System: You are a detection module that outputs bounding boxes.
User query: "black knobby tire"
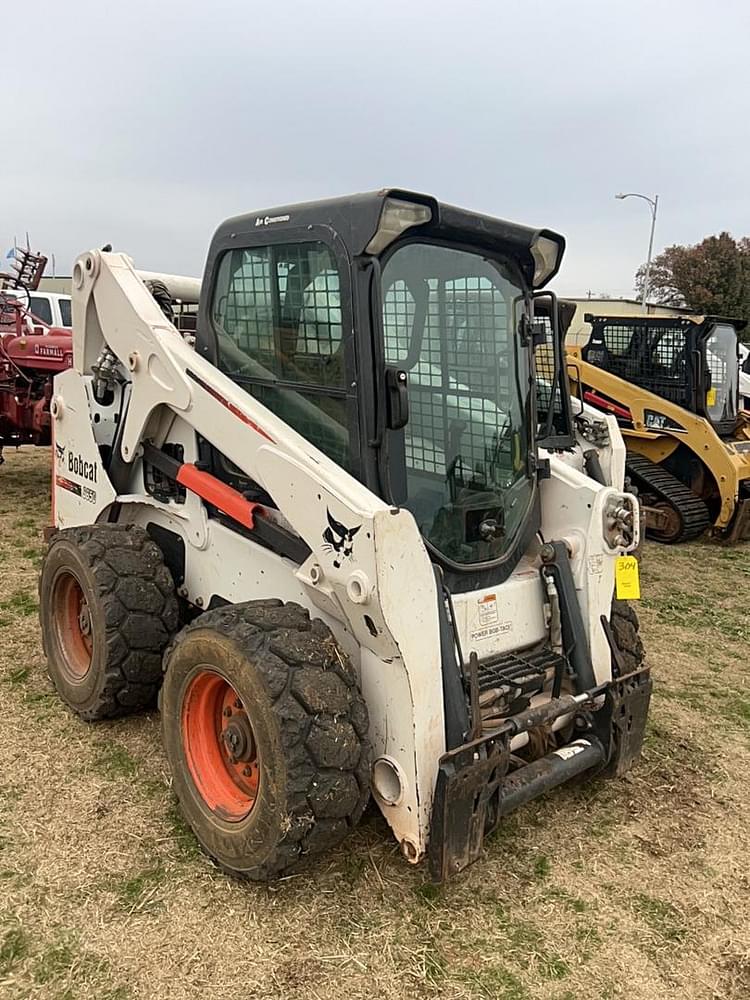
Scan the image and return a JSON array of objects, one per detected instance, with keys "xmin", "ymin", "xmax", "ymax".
[
  {"xmin": 144, "ymin": 278, "xmax": 174, "ymax": 322},
  {"xmin": 609, "ymin": 598, "xmax": 645, "ymax": 676},
  {"xmin": 39, "ymin": 524, "xmax": 179, "ymax": 720},
  {"xmin": 160, "ymin": 600, "xmax": 371, "ymax": 880},
  {"xmin": 604, "ymin": 598, "xmax": 651, "ymax": 778}
]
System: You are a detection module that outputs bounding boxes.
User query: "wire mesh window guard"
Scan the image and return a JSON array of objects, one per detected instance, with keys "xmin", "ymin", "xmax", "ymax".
[
  {"xmin": 585, "ymin": 320, "xmax": 691, "ymax": 405},
  {"xmin": 211, "ymin": 242, "xmax": 351, "ymax": 470},
  {"xmin": 381, "ymin": 242, "xmax": 531, "ymax": 565}
]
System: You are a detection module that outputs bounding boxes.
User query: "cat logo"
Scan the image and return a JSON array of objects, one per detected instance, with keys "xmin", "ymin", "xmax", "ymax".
[{"xmin": 322, "ymin": 509, "xmax": 361, "ymax": 569}]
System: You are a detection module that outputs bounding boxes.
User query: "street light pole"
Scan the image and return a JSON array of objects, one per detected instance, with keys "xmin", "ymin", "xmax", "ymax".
[{"xmin": 615, "ymin": 192, "xmax": 659, "ymax": 310}]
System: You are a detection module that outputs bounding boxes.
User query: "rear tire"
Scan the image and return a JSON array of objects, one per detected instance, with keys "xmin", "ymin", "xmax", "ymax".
[
  {"xmin": 160, "ymin": 600, "xmax": 370, "ymax": 880},
  {"xmin": 39, "ymin": 524, "xmax": 179, "ymax": 720}
]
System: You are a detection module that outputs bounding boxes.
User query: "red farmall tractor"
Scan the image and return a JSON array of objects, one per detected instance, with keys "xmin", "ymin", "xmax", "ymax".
[{"xmin": 0, "ymin": 249, "xmax": 72, "ymax": 463}]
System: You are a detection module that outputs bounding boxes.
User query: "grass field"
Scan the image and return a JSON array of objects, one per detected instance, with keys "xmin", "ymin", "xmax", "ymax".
[{"xmin": 1, "ymin": 447, "xmax": 749, "ymax": 1000}]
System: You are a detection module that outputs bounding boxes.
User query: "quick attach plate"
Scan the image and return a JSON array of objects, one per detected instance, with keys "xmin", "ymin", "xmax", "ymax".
[
  {"xmin": 429, "ymin": 664, "xmax": 652, "ymax": 881},
  {"xmin": 599, "ymin": 664, "xmax": 652, "ymax": 778}
]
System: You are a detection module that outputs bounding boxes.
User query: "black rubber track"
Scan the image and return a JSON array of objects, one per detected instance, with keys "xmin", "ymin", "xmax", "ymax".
[
  {"xmin": 39, "ymin": 524, "xmax": 179, "ymax": 719},
  {"xmin": 609, "ymin": 598, "xmax": 645, "ymax": 677},
  {"xmin": 161, "ymin": 600, "xmax": 371, "ymax": 880},
  {"xmin": 626, "ymin": 451, "xmax": 711, "ymax": 543}
]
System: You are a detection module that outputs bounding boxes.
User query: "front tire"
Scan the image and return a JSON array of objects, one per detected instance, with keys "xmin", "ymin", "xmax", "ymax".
[
  {"xmin": 39, "ymin": 524, "xmax": 179, "ymax": 719},
  {"xmin": 604, "ymin": 597, "xmax": 650, "ymax": 778},
  {"xmin": 610, "ymin": 598, "xmax": 645, "ymax": 675},
  {"xmin": 160, "ymin": 600, "xmax": 370, "ymax": 880}
]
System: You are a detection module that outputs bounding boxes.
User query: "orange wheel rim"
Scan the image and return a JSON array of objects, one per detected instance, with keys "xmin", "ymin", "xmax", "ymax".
[
  {"xmin": 181, "ymin": 671, "xmax": 260, "ymax": 822},
  {"xmin": 51, "ymin": 571, "xmax": 93, "ymax": 682}
]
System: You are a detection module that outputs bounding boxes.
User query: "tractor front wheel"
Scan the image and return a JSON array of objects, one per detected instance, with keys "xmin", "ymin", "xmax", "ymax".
[{"xmin": 160, "ymin": 600, "xmax": 370, "ymax": 880}]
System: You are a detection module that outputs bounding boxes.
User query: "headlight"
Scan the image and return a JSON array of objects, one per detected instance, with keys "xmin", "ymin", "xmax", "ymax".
[
  {"xmin": 365, "ymin": 198, "xmax": 432, "ymax": 254},
  {"xmin": 530, "ymin": 235, "xmax": 562, "ymax": 287}
]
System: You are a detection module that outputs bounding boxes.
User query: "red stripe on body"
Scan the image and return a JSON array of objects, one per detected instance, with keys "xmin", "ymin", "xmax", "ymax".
[
  {"xmin": 51, "ymin": 414, "xmax": 56, "ymax": 526},
  {"xmin": 189, "ymin": 371, "xmax": 275, "ymax": 442}
]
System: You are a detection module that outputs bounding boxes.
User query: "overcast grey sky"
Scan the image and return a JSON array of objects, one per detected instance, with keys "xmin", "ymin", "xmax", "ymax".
[{"xmin": 5, "ymin": 0, "xmax": 749, "ymax": 296}]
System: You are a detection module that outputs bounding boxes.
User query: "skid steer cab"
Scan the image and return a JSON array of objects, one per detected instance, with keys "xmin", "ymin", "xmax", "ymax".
[
  {"xmin": 40, "ymin": 190, "xmax": 650, "ymax": 881},
  {"xmin": 569, "ymin": 313, "xmax": 750, "ymax": 544}
]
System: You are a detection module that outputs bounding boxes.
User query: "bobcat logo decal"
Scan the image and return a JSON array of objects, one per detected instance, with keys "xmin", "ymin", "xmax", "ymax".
[
  {"xmin": 55, "ymin": 442, "xmax": 66, "ymax": 463},
  {"xmin": 322, "ymin": 509, "xmax": 361, "ymax": 569}
]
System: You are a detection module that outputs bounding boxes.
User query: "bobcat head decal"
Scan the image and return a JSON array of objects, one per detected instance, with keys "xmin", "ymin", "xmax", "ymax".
[
  {"xmin": 55, "ymin": 442, "xmax": 65, "ymax": 463},
  {"xmin": 322, "ymin": 509, "xmax": 361, "ymax": 569}
]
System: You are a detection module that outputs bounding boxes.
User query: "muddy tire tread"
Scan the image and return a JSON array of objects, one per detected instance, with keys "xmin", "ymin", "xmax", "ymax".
[
  {"xmin": 610, "ymin": 598, "xmax": 645, "ymax": 676},
  {"xmin": 163, "ymin": 600, "xmax": 370, "ymax": 880},
  {"xmin": 40, "ymin": 524, "xmax": 179, "ymax": 719}
]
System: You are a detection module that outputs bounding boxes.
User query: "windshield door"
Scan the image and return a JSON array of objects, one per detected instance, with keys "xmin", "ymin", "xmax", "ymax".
[
  {"xmin": 705, "ymin": 323, "xmax": 738, "ymax": 426},
  {"xmin": 380, "ymin": 242, "xmax": 532, "ymax": 567}
]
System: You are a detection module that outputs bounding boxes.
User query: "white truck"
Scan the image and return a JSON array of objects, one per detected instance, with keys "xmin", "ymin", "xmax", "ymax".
[{"xmin": 2, "ymin": 289, "xmax": 71, "ymax": 329}]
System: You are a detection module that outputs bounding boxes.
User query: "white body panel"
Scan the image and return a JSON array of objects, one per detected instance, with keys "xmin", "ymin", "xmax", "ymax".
[
  {"xmin": 53, "ymin": 371, "xmax": 117, "ymax": 523},
  {"xmin": 451, "ymin": 563, "xmax": 547, "ymax": 658}
]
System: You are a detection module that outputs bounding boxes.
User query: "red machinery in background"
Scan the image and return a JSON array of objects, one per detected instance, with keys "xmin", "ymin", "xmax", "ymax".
[{"xmin": 0, "ymin": 249, "xmax": 72, "ymax": 463}]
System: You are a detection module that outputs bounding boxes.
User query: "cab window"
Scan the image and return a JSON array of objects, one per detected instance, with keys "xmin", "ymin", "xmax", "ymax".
[
  {"xmin": 211, "ymin": 242, "xmax": 353, "ymax": 471},
  {"xmin": 59, "ymin": 298, "xmax": 72, "ymax": 327},
  {"xmin": 600, "ymin": 321, "xmax": 635, "ymax": 357}
]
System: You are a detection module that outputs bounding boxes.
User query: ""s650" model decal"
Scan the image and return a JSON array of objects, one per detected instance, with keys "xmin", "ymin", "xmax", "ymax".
[{"xmin": 56, "ymin": 476, "xmax": 96, "ymax": 503}]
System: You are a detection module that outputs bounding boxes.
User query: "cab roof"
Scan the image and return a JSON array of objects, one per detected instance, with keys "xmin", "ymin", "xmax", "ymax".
[
  {"xmin": 584, "ymin": 312, "xmax": 747, "ymax": 332},
  {"xmin": 211, "ymin": 188, "xmax": 565, "ymax": 290}
]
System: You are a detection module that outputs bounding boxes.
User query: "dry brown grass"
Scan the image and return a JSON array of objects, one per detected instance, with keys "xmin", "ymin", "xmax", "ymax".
[{"xmin": 1, "ymin": 447, "xmax": 749, "ymax": 1000}]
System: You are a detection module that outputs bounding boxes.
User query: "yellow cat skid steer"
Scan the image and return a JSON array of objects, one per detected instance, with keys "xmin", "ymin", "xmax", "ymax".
[{"xmin": 568, "ymin": 313, "xmax": 750, "ymax": 543}]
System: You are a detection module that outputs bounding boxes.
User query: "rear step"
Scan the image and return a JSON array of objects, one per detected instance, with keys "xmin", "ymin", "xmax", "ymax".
[
  {"xmin": 476, "ymin": 646, "xmax": 569, "ymax": 730},
  {"xmin": 626, "ymin": 451, "xmax": 710, "ymax": 543}
]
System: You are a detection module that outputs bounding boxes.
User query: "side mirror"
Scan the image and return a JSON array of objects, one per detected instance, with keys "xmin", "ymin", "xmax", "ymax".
[{"xmin": 385, "ymin": 367, "xmax": 409, "ymax": 430}]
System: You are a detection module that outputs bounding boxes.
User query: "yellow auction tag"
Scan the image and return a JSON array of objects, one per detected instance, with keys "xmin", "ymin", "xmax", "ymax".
[
  {"xmin": 707, "ymin": 387, "xmax": 717, "ymax": 407},
  {"xmin": 615, "ymin": 555, "xmax": 640, "ymax": 600}
]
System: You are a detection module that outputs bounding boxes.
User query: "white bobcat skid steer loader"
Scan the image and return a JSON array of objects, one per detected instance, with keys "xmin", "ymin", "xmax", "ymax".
[{"xmin": 40, "ymin": 190, "xmax": 650, "ymax": 881}]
